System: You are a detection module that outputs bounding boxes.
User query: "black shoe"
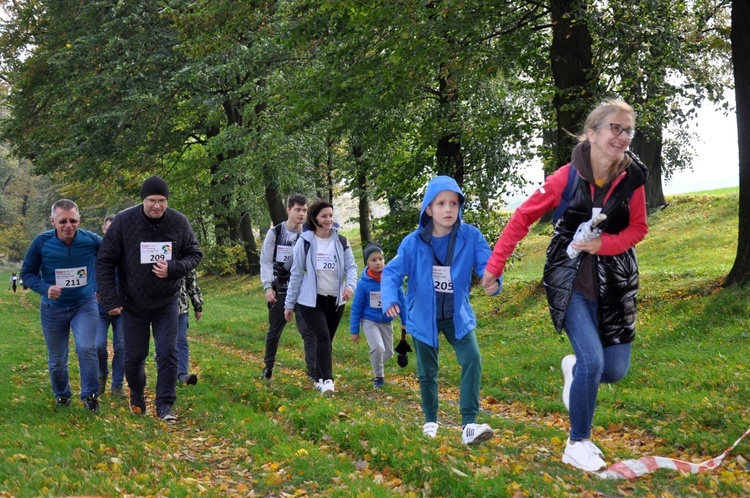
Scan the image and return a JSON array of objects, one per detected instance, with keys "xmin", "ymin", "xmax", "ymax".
[
  {"xmin": 157, "ymin": 405, "xmax": 177, "ymax": 421},
  {"xmin": 129, "ymin": 390, "xmax": 147, "ymax": 415},
  {"xmin": 111, "ymin": 386, "xmax": 126, "ymax": 398},
  {"xmin": 260, "ymin": 367, "xmax": 273, "ymax": 380},
  {"xmin": 179, "ymin": 373, "xmax": 198, "ymax": 385},
  {"xmin": 55, "ymin": 396, "xmax": 71, "ymax": 407},
  {"xmin": 82, "ymin": 393, "xmax": 99, "ymax": 412},
  {"xmin": 97, "ymin": 374, "xmax": 107, "ymax": 396}
]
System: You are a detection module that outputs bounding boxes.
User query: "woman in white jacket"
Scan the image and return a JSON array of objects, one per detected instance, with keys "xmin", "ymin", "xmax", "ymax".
[{"xmin": 284, "ymin": 200, "xmax": 358, "ymax": 395}]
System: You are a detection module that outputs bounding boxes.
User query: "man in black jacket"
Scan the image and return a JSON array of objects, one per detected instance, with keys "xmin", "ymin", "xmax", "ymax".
[{"xmin": 96, "ymin": 176, "xmax": 203, "ymax": 421}]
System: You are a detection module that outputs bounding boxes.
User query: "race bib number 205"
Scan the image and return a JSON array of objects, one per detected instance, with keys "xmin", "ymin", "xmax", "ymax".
[
  {"xmin": 140, "ymin": 242, "xmax": 173, "ymax": 264},
  {"xmin": 432, "ymin": 265, "xmax": 454, "ymax": 293}
]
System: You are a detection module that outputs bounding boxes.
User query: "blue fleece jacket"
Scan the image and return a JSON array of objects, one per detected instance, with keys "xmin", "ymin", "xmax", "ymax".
[
  {"xmin": 21, "ymin": 228, "xmax": 102, "ymax": 307},
  {"xmin": 349, "ymin": 269, "xmax": 407, "ymax": 334},
  {"xmin": 381, "ymin": 176, "xmax": 502, "ymax": 347}
]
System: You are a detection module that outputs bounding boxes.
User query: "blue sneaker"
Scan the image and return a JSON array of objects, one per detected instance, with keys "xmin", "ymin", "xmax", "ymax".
[{"xmin": 373, "ymin": 377, "xmax": 385, "ymax": 389}]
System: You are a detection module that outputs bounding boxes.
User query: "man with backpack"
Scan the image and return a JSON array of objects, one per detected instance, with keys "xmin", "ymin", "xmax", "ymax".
[{"xmin": 259, "ymin": 194, "xmax": 308, "ymax": 381}]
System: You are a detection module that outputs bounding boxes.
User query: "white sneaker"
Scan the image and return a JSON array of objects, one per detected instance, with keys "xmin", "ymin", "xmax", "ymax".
[
  {"xmin": 561, "ymin": 355, "xmax": 576, "ymax": 411},
  {"xmin": 562, "ymin": 439, "xmax": 606, "ymax": 471},
  {"xmin": 314, "ymin": 379, "xmax": 324, "ymax": 394},
  {"xmin": 462, "ymin": 423, "xmax": 494, "ymax": 445},
  {"xmin": 320, "ymin": 379, "xmax": 335, "ymax": 396},
  {"xmin": 422, "ymin": 422, "xmax": 439, "ymax": 438}
]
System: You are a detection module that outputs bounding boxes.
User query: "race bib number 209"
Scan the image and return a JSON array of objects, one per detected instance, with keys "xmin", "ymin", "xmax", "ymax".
[{"xmin": 140, "ymin": 242, "xmax": 173, "ymax": 264}]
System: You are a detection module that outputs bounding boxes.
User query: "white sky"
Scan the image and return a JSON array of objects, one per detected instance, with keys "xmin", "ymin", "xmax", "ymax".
[{"xmin": 664, "ymin": 94, "xmax": 739, "ymax": 195}]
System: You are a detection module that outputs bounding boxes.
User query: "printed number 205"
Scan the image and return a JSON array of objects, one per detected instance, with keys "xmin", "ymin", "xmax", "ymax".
[{"xmin": 434, "ymin": 281, "xmax": 453, "ymax": 292}]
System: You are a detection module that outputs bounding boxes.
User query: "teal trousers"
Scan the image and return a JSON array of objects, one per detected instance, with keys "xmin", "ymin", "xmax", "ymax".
[{"xmin": 413, "ymin": 318, "xmax": 482, "ymax": 426}]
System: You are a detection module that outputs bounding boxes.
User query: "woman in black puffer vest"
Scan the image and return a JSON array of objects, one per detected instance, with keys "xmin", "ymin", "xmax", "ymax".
[{"xmin": 482, "ymin": 100, "xmax": 648, "ymax": 472}]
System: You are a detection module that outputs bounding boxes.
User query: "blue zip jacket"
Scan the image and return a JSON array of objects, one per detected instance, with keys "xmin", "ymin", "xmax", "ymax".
[
  {"xmin": 349, "ymin": 269, "xmax": 407, "ymax": 334},
  {"xmin": 21, "ymin": 228, "xmax": 102, "ymax": 307},
  {"xmin": 381, "ymin": 176, "xmax": 502, "ymax": 347}
]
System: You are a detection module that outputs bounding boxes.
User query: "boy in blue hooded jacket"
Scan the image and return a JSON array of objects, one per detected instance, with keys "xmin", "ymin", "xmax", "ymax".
[
  {"xmin": 349, "ymin": 242, "xmax": 407, "ymax": 389},
  {"xmin": 382, "ymin": 176, "xmax": 502, "ymax": 445}
]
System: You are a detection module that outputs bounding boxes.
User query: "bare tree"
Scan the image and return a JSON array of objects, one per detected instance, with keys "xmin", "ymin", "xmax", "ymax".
[{"xmin": 724, "ymin": 0, "xmax": 750, "ymax": 286}]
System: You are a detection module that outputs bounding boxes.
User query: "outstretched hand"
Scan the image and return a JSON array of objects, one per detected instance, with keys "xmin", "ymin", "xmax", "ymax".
[{"xmin": 481, "ymin": 270, "xmax": 499, "ymax": 296}]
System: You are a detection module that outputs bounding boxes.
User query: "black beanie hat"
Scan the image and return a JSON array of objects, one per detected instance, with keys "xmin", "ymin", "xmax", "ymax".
[
  {"xmin": 140, "ymin": 176, "xmax": 169, "ymax": 200},
  {"xmin": 363, "ymin": 242, "xmax": 383, "ymax": 264}
]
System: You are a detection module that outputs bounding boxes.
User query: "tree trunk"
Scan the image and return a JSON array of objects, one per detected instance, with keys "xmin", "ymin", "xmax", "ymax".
[
  {"xmin": 724, "ymin": 0, "xmax": 750, "ymax": 286},
  {"xmin": 264, "ymin": 180, "xmax": 286, "ymax": 226},
  {"xmin": 353, "ymin": 143, "xmax": 372, "ymax": 245},
  {"xmin": 435, "ymin": 62, "xmax": 464, "ymax": 185},
  {"xmin": 315, "ymin": 137, "xmax": 336, "ymax": 202},
  {"xmin": 631, "ymin": 133, "xmax": 666, "ymax": 211},
  {"xmin": 549, "ymin": 0, "xmax": 595, "ymax": 174},
  {"xmin": 240, "ymin": 213, "xmax": 260, "ymax": 274}
]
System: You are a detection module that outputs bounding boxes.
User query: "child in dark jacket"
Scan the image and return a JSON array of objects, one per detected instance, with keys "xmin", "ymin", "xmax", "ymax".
[
  {"xmin": 349, "ymin": 242, "xmax": 407, "ymax": 389},
  {"xmin": 381, "ymin": 176, "xmax": 502, "ymax": 445}
]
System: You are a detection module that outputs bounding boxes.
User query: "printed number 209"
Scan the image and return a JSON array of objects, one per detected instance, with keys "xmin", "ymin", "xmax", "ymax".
[{"xmin": 150, "ymin": 254, "xmax": 166, "ymax": 262}]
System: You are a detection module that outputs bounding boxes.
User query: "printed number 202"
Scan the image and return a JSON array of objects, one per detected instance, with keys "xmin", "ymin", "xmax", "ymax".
[{"xmin": 323, "ymin": 262, "xmax": 336, "ymax": 269}]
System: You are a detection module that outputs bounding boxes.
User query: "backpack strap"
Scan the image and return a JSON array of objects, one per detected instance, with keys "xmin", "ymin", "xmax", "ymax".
[
  {"xmin": 552, "ymin": 164, "xmax": 579, "ymax": 224},
  {"xmin": 271, "ymin": 223, "xmax": 283, "ymax": 262}
]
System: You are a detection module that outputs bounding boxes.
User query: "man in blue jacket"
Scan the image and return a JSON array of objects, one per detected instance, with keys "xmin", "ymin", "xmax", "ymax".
[
  {"xmin": 381, "ymin": 176, "xmax": 502, "ymax": 445},
  {"xmin": 21, "ymin": 199, "xmax": 102, "ymax": 411}
]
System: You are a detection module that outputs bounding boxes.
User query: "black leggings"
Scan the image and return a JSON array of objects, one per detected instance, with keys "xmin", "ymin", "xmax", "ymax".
[{"xmin": 297, "ymin": 295, "xmax": 344, "ymax": 381}]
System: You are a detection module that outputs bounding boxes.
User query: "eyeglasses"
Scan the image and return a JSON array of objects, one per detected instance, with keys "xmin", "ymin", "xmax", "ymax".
[
  {"xmin": 607, "ymin": 123, "xmax": 635, "ymax": 139},
  {"xmin": 144, "ymin": 198, "xmax": 168, "ymax": 206},
  {"xmin": 57, "ymin": 219, "xmax": 80, "ymax": 225}
]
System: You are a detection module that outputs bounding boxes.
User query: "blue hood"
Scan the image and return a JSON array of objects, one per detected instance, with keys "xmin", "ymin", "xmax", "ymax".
[{"xmin": 419, "ymin": 176, "xmax": 465, "ymax": 230}]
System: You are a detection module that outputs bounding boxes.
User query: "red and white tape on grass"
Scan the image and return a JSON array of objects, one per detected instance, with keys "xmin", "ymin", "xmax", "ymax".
[{"xmin": 598, "ymin": 426, "xmax": 750, "ymax": 480}]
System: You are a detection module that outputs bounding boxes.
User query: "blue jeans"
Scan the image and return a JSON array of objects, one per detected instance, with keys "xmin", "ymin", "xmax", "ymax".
[
  {"xmin": 122, "ymin": 298, "xmax": 179, "ymax": 408},
  {"xmin": 177, "ymin": 312, "xmax": 190, "ymax": 378},
  {"xmin": 564, "ymin": 291, "xmax": 631, "ymax": 441},
  {"xmin": 96, "ymin": 311, "xmax": 125, "ymax": 389},
  {"xmin": 40, "ymin": 295, "xmax": 99, "ymax": 399}
]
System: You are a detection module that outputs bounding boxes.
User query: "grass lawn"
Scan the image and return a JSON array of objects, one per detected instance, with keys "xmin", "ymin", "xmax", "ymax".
[{"xmin": 0, "ymin": 188, "xmax": 749, "ymax": 497}]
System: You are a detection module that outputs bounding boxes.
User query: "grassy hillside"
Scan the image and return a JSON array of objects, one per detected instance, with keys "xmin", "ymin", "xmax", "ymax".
[{"xmin": 1, "ymin": 188, "xmax": 748, "ymax": 497}]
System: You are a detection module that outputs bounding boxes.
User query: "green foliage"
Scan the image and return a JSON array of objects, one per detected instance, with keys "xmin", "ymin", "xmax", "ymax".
[
  {"xmin": 371, "ymin": 206, "xmax": 420, "ymax": 259},
  {"xmin": 0, "ymin": 0, "xmax": 735, "ymax": 276},
  {"xmin": 200, "ymin": 244, "xmax": 249, "ymax": 276}
]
